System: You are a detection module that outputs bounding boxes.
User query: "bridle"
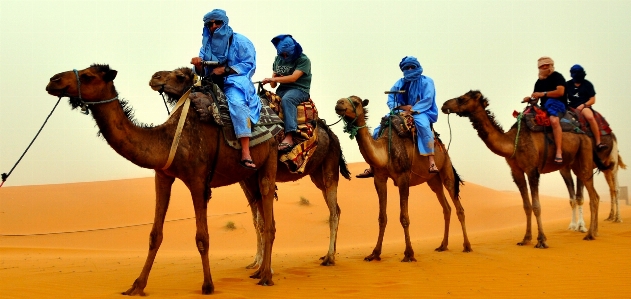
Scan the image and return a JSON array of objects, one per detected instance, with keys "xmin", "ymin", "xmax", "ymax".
[
  {"xmin": 71, "ymin": 69, "xmax": 119, "ymax": 115},
  {"xmin": 340, "ymin": 97, "xmax": 366, "ymax": 140}
]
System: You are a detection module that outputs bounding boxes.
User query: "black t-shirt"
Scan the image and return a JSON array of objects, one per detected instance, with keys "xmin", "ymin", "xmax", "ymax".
[
  {"xmin": 566, "ymin": 79, "xmax": 596, "ymax": 108},
  {"xmin": 533, "ymin": 71, "xmax": 567, "ymax": 106}
]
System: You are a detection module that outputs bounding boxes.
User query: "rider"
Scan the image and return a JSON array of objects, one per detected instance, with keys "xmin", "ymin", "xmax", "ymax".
[
  {"xmin": 565, "ymin": 64, "xmax": 607, "ymax": 150},
  {"xmin": 522, "ymin": 56, "xmax": 567, "ymax": 164},
  {"xmin": 357, "ymin": 56, "xmax": 439, "ymax": 178},
  {"xmin": 261, "ymin": 35, "xmax": 312, "ymax": 153},
  {"xmin": 190, "ymin": 9, "xmax": 261, "ymax": 170}
]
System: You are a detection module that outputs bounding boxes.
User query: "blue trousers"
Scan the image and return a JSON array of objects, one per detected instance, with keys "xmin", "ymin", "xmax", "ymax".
[
  {"xmin": 277, "ymin": 88, "xmax": 310, "ymax": 133},
  {"xmin": 372, "ymin": 113, "xmax": 435, "ymax": 155}
]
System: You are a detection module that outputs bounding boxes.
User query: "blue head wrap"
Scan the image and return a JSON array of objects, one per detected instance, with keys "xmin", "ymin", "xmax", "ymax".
[
  {"xmin": 398, "ymin": 56, "xmax": 425, "ymax": 105},
  {"xmin": 200, "ymin": 9, "xmax": 233, "ymax": 64},
  {"xmin": 570, "ymin": 64, "xmax": 586, "ymax": 83},
  {"xmin": 271, "ymin": 35, "xmax": 303, "ymax": 62}
]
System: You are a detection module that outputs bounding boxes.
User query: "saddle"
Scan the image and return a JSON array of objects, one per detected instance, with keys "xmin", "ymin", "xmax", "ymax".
[
  {"xmin": 377, "ymin": 113, "xmax": 416, "ymax": 139},
  {"xmin": 258, "ymin": 86, "xmax": 321, "ymax": 173},
  {"xmin": 188, "ymin": 81, "xmax": 284, "ymax": 149},
  {"xmin": 571, "ymin": 107, "xmax": 612, "ymax": 137},
  {"xmin": 519, "ymin": 105, "xmax": 583, "ymax": 134}
]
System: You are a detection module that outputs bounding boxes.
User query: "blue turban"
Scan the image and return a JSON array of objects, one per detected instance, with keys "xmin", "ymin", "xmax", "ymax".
[
  {"xmin": 200, "ymin": 9, "xmax": 233, "ymax": 64},
  {"xmin": 399, "ymin": 56, "xmax": 425, "ymax": 104},
  {"xmin": 570, "ymin": 64, "xmax": 586, "ymax": 83},
  {"xmin": 271, "ymin": 35, "xmax": 303, "ymax": 62}
]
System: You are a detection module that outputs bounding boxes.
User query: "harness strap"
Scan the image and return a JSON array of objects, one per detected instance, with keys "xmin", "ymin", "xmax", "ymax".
[{"xmin": 162, "ymin": 88, "xmax": 193, "ymax": 170}]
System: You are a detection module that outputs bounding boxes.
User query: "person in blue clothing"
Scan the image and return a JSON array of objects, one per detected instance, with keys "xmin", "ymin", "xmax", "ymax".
[
  {"xmin": 261, "ymin": 35, "xmax": 312, "ymax": 152},
  {"xmin": 565, "ymin": 64, "xmax": 607, "ymax": 150},
  {"xmin": 356, "ymin": 56, "xmax": 439, "ymax": 178},
  {"xmin": 190, "ymin": 9, "xmax": 261, "ymax": 170}
]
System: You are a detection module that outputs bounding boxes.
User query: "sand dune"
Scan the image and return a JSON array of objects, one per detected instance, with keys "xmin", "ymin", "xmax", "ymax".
[{"xmin": 1, "ymin": 162, "xmax": 630, "ymax": 298}]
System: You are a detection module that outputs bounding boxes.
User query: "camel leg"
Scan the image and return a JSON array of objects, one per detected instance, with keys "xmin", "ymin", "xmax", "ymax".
[
  {"xmin": 396, "ymin": 175, "xmax": 416, "ymax": 262},
  {"xmin": 239, "ymin": 181, "xmax": 265, "ymax": 269},
  {"xmin": 310, "ymin": 165, "xmax": 341, "ymax": 266},
  {"xmin": 604, "ymin": 167, "xmax": 622, "ymax": 222},
  {"xmin": 123, "ymin": 172, "xmax": 175, "ymax": 296},
  {"xmin": 440, "ymin": 166, "xmax": 472, "ymax": 252},
  {"xmin": 428, "ymin": 175, "xmax": 451, "ymax": 252},
  {"xmin": 511, "ymin": 169, "xmax": 533, "ymax": 246},
  {"xmin": 365, "ymin": 174, "xmax": 388, "ymax": 262},
  {"xmin": 573, "ymin": 142, "xmax": 601, "ymax": 240},
  {"xmin": 526, "ymin": 170, "xmax": 548, "ymax": 248},
  {"xmin": 188, "ymin": 180, "xmax": 215, "ymax": 294},
  {"xmin": 574, "ymin": 178, "xmax": 588, "ymax": 232},
  {"xmin": 560, "ymin": 167, "xmax": 586, "ymax": 232}
]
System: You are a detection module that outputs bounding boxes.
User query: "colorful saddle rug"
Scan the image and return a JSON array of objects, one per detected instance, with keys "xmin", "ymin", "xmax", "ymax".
[
  {"xmin": 570, "ymin": 107, "xmax": 612, "ymax": 137},
  {"xmin": 377, "ymin": 113, "xmax": 417, "ymax": 139},
  {"xmin": 517, "ymin": 105, "xmax": 583, "ymax": 134},
  {"xmin": 189, "ymin": 82, "xmax": 284, "ymax": 150}
]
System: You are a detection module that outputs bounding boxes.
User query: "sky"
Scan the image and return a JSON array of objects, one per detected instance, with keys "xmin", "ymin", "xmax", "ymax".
[{"xmin": 0, "ymin": 0, "xmax": 630, "ymax": 198}]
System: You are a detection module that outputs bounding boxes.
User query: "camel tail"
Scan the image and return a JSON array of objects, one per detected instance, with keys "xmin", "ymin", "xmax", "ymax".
[
  {"xmin": 593, "ymin": 149, "xmax": 610, "ymax": 172},
  {"xmin": 619, "ymin": 154, "xmax": 627, "ymax": 170},
  {"xmin": 316, "ymin": 119, "xmax": 351, "ymax": 180},
  {"xmin": 452, "ymin": 164, "xmax": 464, "ymax": 199}
]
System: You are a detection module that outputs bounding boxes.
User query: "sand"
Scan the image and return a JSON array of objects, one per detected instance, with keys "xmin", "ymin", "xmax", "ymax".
[{"xmin": 1, "ymin": 162, "xmax": 630, "ymax": 298}]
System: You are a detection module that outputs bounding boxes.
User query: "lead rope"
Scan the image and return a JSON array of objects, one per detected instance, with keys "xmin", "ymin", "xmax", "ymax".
[
  {"xmin": 510, "ymin": 112, "xmax": 523, "ymax": 158},
  {"xmin": 0, "ymin": 97, "xmax": 62, "ymax": 188}
]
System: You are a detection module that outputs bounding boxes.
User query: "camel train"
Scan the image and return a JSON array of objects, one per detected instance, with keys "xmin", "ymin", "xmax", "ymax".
[{"xmin": 45, "ymin": 65, "xmax": 623, "ymax": 295}]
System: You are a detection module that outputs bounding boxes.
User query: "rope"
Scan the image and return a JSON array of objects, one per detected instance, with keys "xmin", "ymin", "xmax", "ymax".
[
  {"xmin": 446, "ymin": 113, "xmax": 452, "ymax": 152},
  {"xmin": 0, "ymin": 212, "xmax": 247, "ymax": 237},
  {"xmin": 162, "ymin": 88, "xmax": 193, "ymax": 170},
  {"xmin": 1, "ymin": 97, "xmax": 62, "ymax": 188},
  {"xmin": 510, "ymin": 112, "xmax": 523, "ymax": 158}
]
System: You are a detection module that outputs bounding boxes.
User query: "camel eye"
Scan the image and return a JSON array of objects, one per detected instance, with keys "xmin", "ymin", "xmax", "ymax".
[{"xmin": 80, "ymin": 73, "xmax": 94, "ymax": 83}]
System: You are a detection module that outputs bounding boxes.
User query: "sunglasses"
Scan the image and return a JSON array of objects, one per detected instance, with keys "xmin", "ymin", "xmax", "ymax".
[
  {"xmin": 205, "ymin": 20, "xmax": 224, "ymax": 27},
  {"xmin": 404, "ymin": 65, "xmax": 417, "ymax": 70}
]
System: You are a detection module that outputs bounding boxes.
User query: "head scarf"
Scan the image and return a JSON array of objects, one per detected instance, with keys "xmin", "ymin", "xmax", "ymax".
[
  {"xmin": 200, "ymin": 9, "xmax": 233, "ymax": 64},
  {"xmin": 271, "ymin": 35, "xmax": 303, "ymax": 62},
  {"xmin": 570, "ymin": 64, "xmax": 586, "ymax": 83},
  {"xmin": 398, "ymin": 56, "xmax": 425, "ymax": 105},
  {"xmin": 537, "ymin": 56, "xmax": 555, "ymax": 79}
]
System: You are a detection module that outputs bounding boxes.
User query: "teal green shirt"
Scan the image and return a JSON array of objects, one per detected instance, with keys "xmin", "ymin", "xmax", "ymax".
[{"xmin": 272, "ymin": 53, "xmax": 311, "ymax": 94}]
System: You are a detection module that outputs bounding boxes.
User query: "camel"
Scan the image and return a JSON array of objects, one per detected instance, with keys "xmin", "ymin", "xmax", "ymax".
[
  {"xmin": 46, "ymin": 64, "xmax": 278, "ymax": 295},
  {"xmin": 149, "ymin": 67, "xmax": 351, "ymax": 266},
  {"xmin": 441, "ymin": 90, "xmax": 601, "ymax": 248},
  {"xmin": 334, "ymin": 96, "xmax": 471, "ymax": 262}
]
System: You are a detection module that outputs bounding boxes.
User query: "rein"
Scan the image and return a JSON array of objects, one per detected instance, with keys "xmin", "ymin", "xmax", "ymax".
[
  {"xmin": 72, "ymin": 69, "xmax": 119, "ymax": 115},
  {"xmin": 511, "ymin": 112, "xmax": 524, "ymax": 158}
]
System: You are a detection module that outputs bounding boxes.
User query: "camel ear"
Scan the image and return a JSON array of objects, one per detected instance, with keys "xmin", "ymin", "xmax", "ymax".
[
  {"xmin": 363, "ymin": 99, "xmax": 369, "ymax": 107},
  {"xmin": 103, "ymin": 69, "xmax": 118, "ymax": 82}
]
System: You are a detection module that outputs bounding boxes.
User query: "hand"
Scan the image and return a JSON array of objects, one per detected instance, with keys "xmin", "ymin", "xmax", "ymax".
[
  {"xmin": 212, "ymin": 66, "xmax": 226, "ymax": 76},
  {"xmin": 522, "ymin": 97, "xmax": 531, "ymax": 103},
  {"xmin": 530, "ymin": 92, "xmax": 544, "ymax": 99},
  {"xmin": 399, "ymin": 105, "xmax": 412, "ymax": 111},
  {"xmin": 191, "ymin": 57, "xmax": 203, "ymax": 67},
  {"xmin": 261, "ymin": 78, "xmax": 274, "ymax": 85}
]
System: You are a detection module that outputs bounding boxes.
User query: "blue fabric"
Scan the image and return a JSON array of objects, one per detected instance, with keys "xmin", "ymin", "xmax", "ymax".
[
  {"xmin": 225, "ymin": 87, "xmax": 259, "ymax": 138},
  {"xmin": 544, "ymin": 98, "xmax": 566, "ymax": 117},
  {"xmin": 370, "ymin": 113, "xmax": 436, "ymax": 156},
  {"xmin": 570, "ymin": 64, "xmax": 586, "ymax": 83},
  {"xmin": 271, "ymin": 35, "xmax": 303, "ymax": 63},
  {"xmin": 200, "ymin": 9, "xmax": 233, "ymax": 64},
  {"xmin": 277, "ymin": 88, "xmax": 310, "ymax": 133}
]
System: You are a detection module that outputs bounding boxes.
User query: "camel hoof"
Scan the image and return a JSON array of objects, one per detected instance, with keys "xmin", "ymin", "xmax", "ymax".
[
  {"xmin": 245, "ymin": 261, "xmax": 260, "ymax": 269},
  {"xmin": 583, "ymin": 234, "xmax": 596, "ymax": 241},
  {"xmin": 400, "ymin": 256, "xmax": 417, "ymax": 262},
  {"xmin": 462, "ymin": 246, "xmax": 473, "ymax": 253},
  {"xmin": 122, "ymin": 280, "xmax": 146, "ymax": 296},
  {"xmin": 257, "ymin": 276, "xmax": 275, "ymax": 286},
  {"xmin": 319, "ymin": 255, "xmax": 335, "ymax": 266},
  {"xmin": 201, "ymin": 281, "xmax": 214, "ymax": 295},
  {"xmin": 516, "ymin": 240, "xmax": 530, "ymax": 246},
  {"xmin": 364, "ymin": 254, "xmax": 381, "ymax": 262},
  {"xmin": 434, "ymin": 246, "xmax": 448, "ymax": 252},
  {"xmin": 534, "ymin": 241, "xmax": 549, "ymax": 249}
]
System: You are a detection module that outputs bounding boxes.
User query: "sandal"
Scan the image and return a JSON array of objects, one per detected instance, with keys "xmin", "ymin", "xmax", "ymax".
[
  {"xmin": 596, "ymin": 143, "xmax": 608, "ymax": 151},
  {"xmin": 356, "ymin": 168, "xmax": 374, "ymax": 178},
  {"xmin": 278, "ymin": 142, "xmax": 295, "ymax": 153},
  {"xmin": 554, "ymin": 156, "xmax": 563, "ymax": 165},
  {"xmin": 429, "ymin": 164, "xmax": 439, "ymax": 173},
  {"xmin": 239, "ymin": 159, "xmax": 257, "ymax": 170}
]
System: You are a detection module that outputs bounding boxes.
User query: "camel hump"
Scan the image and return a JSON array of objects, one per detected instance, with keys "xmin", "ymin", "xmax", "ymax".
[{"xmin": 378, "ymin": 113, "xmax": 415, "ymax": 139}]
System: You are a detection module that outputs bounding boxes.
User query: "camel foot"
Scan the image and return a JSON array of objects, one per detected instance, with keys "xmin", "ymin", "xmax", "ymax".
[
  {"xmin": 201, "ymin": 281, "xmax": 214, "ymax": 295},
  {"xmin": 516, "ymin": 240, "xmax": 531, "ymax": 246},
  {"xmin": 245, "ymin": 260, "xmax": 261, "ymax": 269},
  {"xmin": 534, "ymin": 241, "xmax": 549, "ymax": 249},
  {"xmin": 257, "ymin": 276, "xmax": 275, "ymax": 286},
  {"xmin": 583, "ymin": 234, "xmax": 596, "ymax": 241},
  {"xmin": 122, "ymin": 279, "xmax": 146, "ymax": 296},
  {"xmin": 604, "ymin": 216, "xmax": 613, "ymax": 221},
  {"xmin": 462, "ymin": 244, "xmax": 473, "ymax": 253},
  {"xmin": 400, "ymin": 256, "xmax": 417, "ymax": 262},
  {"xmin": 319, "ymin": 255, "xmax": 335, "ymax": 266},
  {"xmin": 364, "ymin": 253, "xmax": 381, "ymax": 262}
]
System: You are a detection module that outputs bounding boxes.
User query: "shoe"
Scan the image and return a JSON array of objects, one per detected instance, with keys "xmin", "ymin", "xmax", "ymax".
[
  {"xmin": 356, "ymin": 168, "xmax": 374, "ymax": 178},
  {"xmin": 239, "ymin": 159, "xmax": 257, "ymax": 170},
  {"xmin": 554, "ymin": 156, "xmax": 563, "ymax": 165},
  {"xmin": 278, "ymin": 142, "xmax": 295, "ymax": 153},
  {"xmin": 596, "ymin": 143, "xmax": 608, "ymax": 151},
  {"xmin": 428, "ymin": 164, "xmax": 439, "ymax": 173}
]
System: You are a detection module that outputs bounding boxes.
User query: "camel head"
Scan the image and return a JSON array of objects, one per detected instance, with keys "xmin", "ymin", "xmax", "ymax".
[
  {"xmin": 440, "ymin": 90, "xmax": 489, "ymax": 117},
  {"xmin": 46, "ymin": 64, "xmax": 118, "ymax": 109},
  {"xmin": 335, "ymin": 95, "xmax": 369, "ymax": 122},
  {"xmin": 149, "ymin": 67, "xmax": 194, "ymax": 105}
]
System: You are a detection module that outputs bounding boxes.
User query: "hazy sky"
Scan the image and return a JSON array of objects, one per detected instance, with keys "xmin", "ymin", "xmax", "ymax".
[{"xmin": 1, "ymin": 0, "xmax": 629, "ymax": 198}]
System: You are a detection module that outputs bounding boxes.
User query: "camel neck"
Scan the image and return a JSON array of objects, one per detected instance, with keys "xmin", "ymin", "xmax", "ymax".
[
  {"xmin": 351, "ymin": 117, "xmax": 389, "ymax": 168},
  {"xmin": 469, "ymin": 108, "xmax": 515, "ymax": 158},
  {"xmin": 90, "ymin": 98, "xmax": 171, "ymax": 169}
]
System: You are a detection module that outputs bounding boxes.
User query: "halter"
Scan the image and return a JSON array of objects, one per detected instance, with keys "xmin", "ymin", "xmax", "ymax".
[
  {"xmin": 71, "ymin": 69, "xmax": 119, "ymax": 115},
  {"xmin": 340, "ymin": 97, "xmax": 366, "ymax": 139}
]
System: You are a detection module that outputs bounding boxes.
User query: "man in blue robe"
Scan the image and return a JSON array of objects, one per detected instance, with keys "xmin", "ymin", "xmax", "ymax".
[
  {"xmin": 356, "ymin": 56, "xmax": 439, "ymax": 178},
  {"xmin": 191, "ymin": 9, "xmax": 261, "ymax": 170}
]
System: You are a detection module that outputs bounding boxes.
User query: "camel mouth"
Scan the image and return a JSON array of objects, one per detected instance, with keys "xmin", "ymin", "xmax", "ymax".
[
  {"xmin": 334, "ymin": 106, "xmax": 346, "ymax": 115},
  {"xmin": 45, "ymin": 84, "xmax": 69, "ymax": 97}
]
